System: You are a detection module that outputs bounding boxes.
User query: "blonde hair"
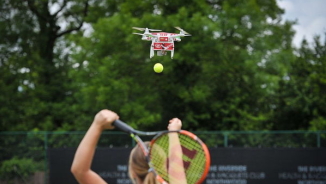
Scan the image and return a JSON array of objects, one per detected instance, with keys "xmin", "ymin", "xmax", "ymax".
[{"xmin": 129, "ymin": 142, "xmax": 159, "ymax": 184}]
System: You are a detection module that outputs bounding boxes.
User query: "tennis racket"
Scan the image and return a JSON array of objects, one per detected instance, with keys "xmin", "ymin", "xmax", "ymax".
[{"xmin": 113, "ymin": 119, "xmax": 211, "ymax": 184}]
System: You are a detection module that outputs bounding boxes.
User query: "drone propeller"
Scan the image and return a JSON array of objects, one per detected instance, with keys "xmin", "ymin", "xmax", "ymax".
[
  {"xmin": 133, "ymin": 32, "xmax": 158, "ymax": 38},
  {"xmin": 132, "ymin": 27, "xmax": 162, "ymax": 32},
  {"xmin": 169, "ymin": 34, "xmax": 191, "ymax": 38},
  {"xmin": 175, "ymin": 27, "xmax": 191, "ymax": 36},
  {"xmin": 133, "ymin": 33, "xmax": 145, "ymax": 36}
]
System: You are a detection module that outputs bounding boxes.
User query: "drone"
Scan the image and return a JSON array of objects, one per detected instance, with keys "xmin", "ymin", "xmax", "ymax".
[{"xmin": 132, "ymin": 27, "xmax": 191, "ymax": 59}]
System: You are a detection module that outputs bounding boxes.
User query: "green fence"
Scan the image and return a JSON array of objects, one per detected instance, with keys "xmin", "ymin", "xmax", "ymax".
[{"xmin": 0, "ymin": 130, "xmax": 325, "ymax": 183}]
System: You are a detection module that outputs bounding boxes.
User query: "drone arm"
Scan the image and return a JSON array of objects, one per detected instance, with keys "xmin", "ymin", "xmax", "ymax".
[
  {"xmin": 169, "ymin": 34, "xmax": 181, "ymax": 38},
  {"xmin": 147, "ymin": 34, "xmax": 158, "ymax": 38},
  {"xmin": 150, "ymin": 41, "xmax": 155, "ymax": 58},
  {"xmin": 168, "ymin": 34, "xmax": 191, "ymax": 39}
]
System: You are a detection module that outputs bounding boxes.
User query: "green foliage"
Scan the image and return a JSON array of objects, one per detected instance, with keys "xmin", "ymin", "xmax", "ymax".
[
  {"xmin": 309, "ymin": 117, "xmax": 326, "ymax": 131},
  {"xmin": 0, "ymin": 157, "xmax": 38, "ymax": 181},
  {"xmin": 66, "ymin": 0, "xmax": 295, "ymax": 132},
  {"xmin": 0, "ymin": 0, "xmax": 325, "ymax": 134},
  {"xmin": 2, "ymin": 0, "xmax": 324, "ymax": 178},
  {"xmin": 0, "ymin": 133, "xmax": 45, "ymax": 163},
  {"xmin": 272, "ymin": 36, "xmax": 326, "ymax": 129}
]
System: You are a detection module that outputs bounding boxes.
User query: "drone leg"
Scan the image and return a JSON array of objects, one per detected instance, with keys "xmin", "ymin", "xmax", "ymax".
[
  {"xmin": 171, "ymin": 50, "xmax": 174, "ymax": 59},
  {"xmin": 150, "ymin": 46, "xmax": 154, "ymax": 58},
  {"xmin": 150, "ymin": 41, "xmax": 156, "ymax": 58}
]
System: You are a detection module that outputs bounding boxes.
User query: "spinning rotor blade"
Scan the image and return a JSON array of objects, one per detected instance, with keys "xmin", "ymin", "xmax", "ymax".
[
  {"xmin": 132, "ymin": 27, "xmax": 146, "ymax": 31},
  {"xmin": 133, "ymin": 33, "xmax": 144, "ymax": 36},
  {"xmin": 132, "ymin": 27, "xmax": 161, "ymax": 31},
  {"xmin": 133, "ymin": 32, "xmax": 158, "ymax": 38},
  {"xmin": 175, "ymin": 26, "xmax": 191, "ymax": 35},
  {"xmin": 148, "ymin": 28, "xmax": 162, "ymax": 31},
  {"xmin": 168, "ymin": 34, "xmax": 191, "ymax": 39}
]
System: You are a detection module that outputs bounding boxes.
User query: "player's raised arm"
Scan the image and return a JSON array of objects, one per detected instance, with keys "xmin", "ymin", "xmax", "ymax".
[
  {"xmin": 167, "ymin": 118, "xmax": 187, "ymax": 184},
  {"xmin": 71, "ymin": 109, "xmax": 118, "ymax": 184}
]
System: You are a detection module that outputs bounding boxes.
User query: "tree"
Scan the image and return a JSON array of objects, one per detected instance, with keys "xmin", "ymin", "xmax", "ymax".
[
  {"xmin": 0, "ymin": 0, "xmax": 90, "ymax": 130},
  {"xmin": 2, "ymin": 0, "xmax": 324, "ymax": 132},
  {"xmin": 272, "ymin": 35, "xmax": 326, "ymax": 129},
  {"xmin": 67, "ymin": 0, "xmax": 297, "ymax": 131}
]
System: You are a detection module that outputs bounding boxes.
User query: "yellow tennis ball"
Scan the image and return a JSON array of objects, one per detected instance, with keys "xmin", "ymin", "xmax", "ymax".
[{"xmin": 153, "ymin": 63, "xmax": 163, "ymax": 73}]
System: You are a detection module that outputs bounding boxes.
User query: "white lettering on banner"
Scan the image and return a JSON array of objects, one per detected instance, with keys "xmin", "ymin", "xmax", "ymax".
[
  {"xmin": 206, "ymin": 179, "xmax": 247, "ymax": 184},
  {"xmin": 278, "ymin": 165, "xmax": 326, "ymax": 183},
  {"xmin": 298, "ymin": 181, "xmax": 326, "ymax": 184},
  {"xmin": 279, "ymin": 172, "xmax": 326, "ymax": 180},
  {"xmin": 99, "ymin": 164, "xmax": 131, "ymax": 183},
  {"xmin": 310, "ymin": 166, "xmax": 326, "ymax": 172},
  {"xmin": 279, "ymin": 172, "xmax": 303, "ymax": 179},
  {"xmin": 308, "ymin": 173, "xmax": 326, "ymax": 180},
  {"xmin": 117, "ymin": 179, "xmax": 133, "ymax": 184},
  {"xmin": 99, "ymin": 171, "xmax": 123, "ymax": 178},
  {"xmin": 217, "ymin": 172, "xmax": 248, "ymax": 179},
  {"xmin": 218, "ymin": 165, "xmax": 247, "ymax": 172},
  {"xmin": 97, "ymin": 164, "xmax": 326, "ymax": 183},
  {"xmin": 210, "ymin": 165, "xmax": 218, "ymax": 172},
  {"xmin": 207, "ymin": 165, "xmax": 265, "ymax": 183},
  {"xmin": 249, "ymin": 172, "xmax": 265, "ymax": 179},
  {"xmin": 298, "ymin": 166, "xmax": 309, "ymax": 172},
  {"xmin": 117, "ymin": 165, "xmax": 128, "ymax": 171}
]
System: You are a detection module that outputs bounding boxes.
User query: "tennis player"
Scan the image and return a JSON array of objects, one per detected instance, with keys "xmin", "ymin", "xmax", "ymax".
[{"xmin": 71, "ymin": 109, "xmax": 186, "ymax": 184}]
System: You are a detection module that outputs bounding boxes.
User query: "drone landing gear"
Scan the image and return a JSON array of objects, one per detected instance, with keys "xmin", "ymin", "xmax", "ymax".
[{"xmin": 157, "ymin": 50, "xmax": 167, "ymax": 56}]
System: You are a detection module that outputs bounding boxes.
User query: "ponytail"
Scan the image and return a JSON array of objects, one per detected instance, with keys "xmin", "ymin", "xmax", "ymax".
[
  {"xmin": 129, "ymin": 142, "xmax": 159, "ymax": 184},
  {"xmin": 143, "ymin": 171, "xmax": 159, "ymax": 184}
]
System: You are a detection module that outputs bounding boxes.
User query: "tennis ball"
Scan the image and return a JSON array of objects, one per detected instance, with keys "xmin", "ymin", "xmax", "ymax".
[{"xmin": 153, "ymin": 63, "xmax": 163, "ymax": 73}]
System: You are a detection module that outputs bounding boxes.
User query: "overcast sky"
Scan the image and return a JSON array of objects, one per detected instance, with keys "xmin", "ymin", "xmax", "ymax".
[{"xmin": 277, "ymin": 0, "xmax": 326, "ymax": 47}]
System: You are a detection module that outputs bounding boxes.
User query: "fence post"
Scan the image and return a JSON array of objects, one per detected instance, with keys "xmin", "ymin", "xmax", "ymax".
[
  {"xmin": 44, "ymin": 132, "xmax": 48, "ymax": 184},
  {"xmin": 317, "ymin": 131, "xmax": 321, "ymax": 148},
  {"xmin": 131, "ymin": 137, "xmax": 136, "ymax": 147},
  {"xmin": 224, "ymin": 132, "xmax": 229, "ymax": 147}
]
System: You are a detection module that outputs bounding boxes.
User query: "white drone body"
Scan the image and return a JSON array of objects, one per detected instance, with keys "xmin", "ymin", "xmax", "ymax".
[{"xmin": 132, "ymin": 27, "xmax": 191, "ymax": 59}]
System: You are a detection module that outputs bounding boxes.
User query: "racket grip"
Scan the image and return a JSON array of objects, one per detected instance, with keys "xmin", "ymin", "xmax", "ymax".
[{"xmin": 113, "ymin": 119, "xmax": 135, "ymax": 133}]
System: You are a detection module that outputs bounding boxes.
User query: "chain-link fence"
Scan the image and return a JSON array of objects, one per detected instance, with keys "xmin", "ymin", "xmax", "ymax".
[{"xmin": 0, "ymin": 130, "xmax": 325, "ymax": 184}]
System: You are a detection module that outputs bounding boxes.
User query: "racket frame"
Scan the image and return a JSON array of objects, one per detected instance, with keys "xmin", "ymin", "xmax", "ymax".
[{"xmin": 113, "ymin": 119, "xmax": 210, "ymax": 184}]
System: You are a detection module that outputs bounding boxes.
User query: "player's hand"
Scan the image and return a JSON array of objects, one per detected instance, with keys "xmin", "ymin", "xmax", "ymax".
[
  {"xmin": 93, "ymin": 109, "xmax": 119, "ymax": 130},
  {"xmin": 168, "ymin": 118, "xmax": 182, "ymax": 131}
]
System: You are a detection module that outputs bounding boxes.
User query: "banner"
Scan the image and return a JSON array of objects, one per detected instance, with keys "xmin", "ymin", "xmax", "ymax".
[
  {"xmin": 48, "ymin": 148, "xmax": 326, "ymax": 184},
  {"xmin": 205, "ymin": 148, "xmax": 326, "ymax": 184}
]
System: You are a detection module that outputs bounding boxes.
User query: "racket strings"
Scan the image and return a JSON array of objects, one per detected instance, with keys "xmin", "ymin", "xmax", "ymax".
[
  {"xmin": 150, "ymin": 134, "xmax": 169, "ymax": 180},
  {"xmin": 179, "ymin": 134, "xmax": 207, "ymax": 184},
  {"xmin": 149, "ymin": 132, "xmax": 208, "ymax": 184}
]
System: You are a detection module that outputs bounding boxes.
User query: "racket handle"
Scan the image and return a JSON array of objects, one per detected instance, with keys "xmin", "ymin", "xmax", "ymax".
[{"xmin": 113, "ymin": 119, "xmax": 135, "ymax": 133}]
